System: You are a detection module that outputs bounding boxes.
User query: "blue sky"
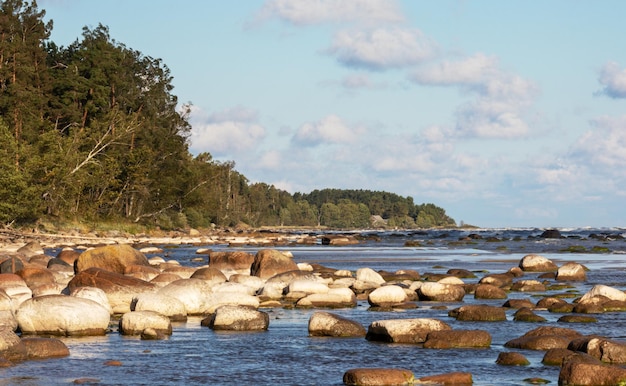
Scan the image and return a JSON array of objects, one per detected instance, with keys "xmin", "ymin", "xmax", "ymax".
[{"xmin": 40, "ymin": 0, "xmax": 626, "ymax": 228}]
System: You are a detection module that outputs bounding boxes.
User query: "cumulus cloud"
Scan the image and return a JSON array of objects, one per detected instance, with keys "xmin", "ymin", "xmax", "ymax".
[
  {"xmin": 570, "ymin": 115, "xmax": 626, "ymax": 171},
  {"xmin": 189, "ymin": 106, "xmax": 266, "ymax": 156},
  {"xmin": 327, "ymin": 27, "xmax": 437, "ymax": 70},
  {"xmin": 597, "ymin": 61, "xmax": 626, "ymax": 98},
  {"xmin": 292, "ymin": 114, "xmax": 364, "ymax": 146},
  {"xmin": 255, "ymin": 0, "xmax": 404, "ymax": 26},
  {"xmin": 411, "ymin": 53, "xmax": 538, "ymax": 139}
]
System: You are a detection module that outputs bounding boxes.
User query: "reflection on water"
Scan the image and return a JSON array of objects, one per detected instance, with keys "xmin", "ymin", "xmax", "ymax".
[{"xmin": 2, "ymin": 230, "xmax": 626, "ymax": 385}]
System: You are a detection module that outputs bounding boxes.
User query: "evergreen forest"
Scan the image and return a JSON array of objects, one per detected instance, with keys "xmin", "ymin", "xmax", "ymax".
[{"xmin": 0, "ymin": 1, "xmax": 456, "ymax": 231}]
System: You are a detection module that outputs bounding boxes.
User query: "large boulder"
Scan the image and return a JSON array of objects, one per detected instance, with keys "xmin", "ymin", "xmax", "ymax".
[
  {"xmin": 504, "ymin": 326, "xmax": 582, "ymax": 351},
  {"xmin": 131, "ymin": 293, "xmax": 187, "ymax": 321},
  {"xmin": 16, "ymin": 295, "xmax": 110, "ymax": 336},
  {"xmin": 365, "ymin": 318, "xmax": 451, "ymax": 344},
  {"xmin": 0, "ymin": 329, "xmax": 27, "ymax": 362},
  {"xmin": 228, "ymin": 274, "xmax": 265, "ymax": 293},
  {"xmin": 416, "ymin": 372, "xmax": 473, "ymax": 385},
  {"xmin": 0, "ymin": 274, "xmax": 32, "ymax": 311},
  {"xmin": 559, "ymin": 360, "xmax": 626, "ymax": 385},
  {"xmin": 202, "ymin": 305, "xmax": 269, "ymax": 331},
  {"xmin": 68, "ymin": 267, "xmax": 156, "ymax": 314},
  {"xmin": 157, "ymin": 278, "xmax": 214, "ymax": 315},
  {"xmin": 448, "ymin": 304, "xmax": 507, "ymax": 322},
  {"xmin": 579, "ymin": 285, "xmax": 626, "ymax": 303},
  {"xmin": 568, "ymin": 336, "xmax": 626, "ymax": 363},
  {"xmin": 21, "ymin": 337, "xmax": 70, "ymax": 359},
  {"xmin": 74, "ymin": 244, "xmax": 150, "ymax": 274},
  {"xmin": 355, "ymin": 268, "xmax": 385, "ymax": 286},
  {"xmin": 70, "ymin": 286, "xmax": 113, "ymax": 315},
  {"xmin": 209, "ymin": 251, "xmax": 255, "ymax": 277},
  {"xmin": 190, "ymin": 267, "xmax": 227, "ymax": 286},
  {"xmin": 511, "ymin": 280, "xmax": 546, "ymax": 292},
  {"xmin": 367, "ymin": 285, "xmax": 408, "ymax": 307},
  {"xmin": 423, "ymin": 329, "xmax": 492, "ymax": 349},
  {"xmin": 119, "ymin": 310, "xmax": 172, "ymax": 336},
  {"xmin": 259, "ymin": 271, "xmax": 317, "ymax": 299},
  {"xmin": 474, "ymin": 284, "xmax": 507, "ymax": 299},
  {"xmin": 519, "ymin": 254, "xmax": 558, "ymax": 272},
  {"xmin": 296, "ymin": 288, "xmax": 356, "ymax": 308},
  {"xmin": 203, "ymin": 292, "xmax": 260, "ymax": 314},
  {"xmin": 16, "ymin": 267, "xmax": 61, "ymax": 296},
  {"xmin": 556, "ymin": 262, "xmax": 587, "ymax": 281},
  {"xmin": 250, "ymin": 249, "xmax": 298, "ymax": 279},
  {"xmin": 343, "ymin": 368, "xmax": 414, "ymax": 386},
  {"xmin": 417, "ymin": 282, "xmax": 465, "ymax": 302},
  {"xmin": 0, "ymin": 256, "xmax": 24, "ymax": 274},
  {"xmin": 308, "ymin": 311, "xmax": 366, "ymax": 338}
]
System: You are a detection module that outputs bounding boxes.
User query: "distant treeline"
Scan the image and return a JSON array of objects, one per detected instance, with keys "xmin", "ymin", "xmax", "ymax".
[{"xmin": 0, "ymin": 1, "xmax": 456, "ymax": 230}]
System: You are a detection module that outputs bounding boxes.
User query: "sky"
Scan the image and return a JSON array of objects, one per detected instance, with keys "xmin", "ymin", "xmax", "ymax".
[{"xmin": 38, "ymin": 0, "xmax": 626, "ymax": 228}]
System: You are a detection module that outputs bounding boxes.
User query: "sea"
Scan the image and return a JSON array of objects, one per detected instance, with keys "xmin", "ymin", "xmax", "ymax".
[{"xmin": 1, "ymin": 227, "xmax": 626, "ymax": 385}]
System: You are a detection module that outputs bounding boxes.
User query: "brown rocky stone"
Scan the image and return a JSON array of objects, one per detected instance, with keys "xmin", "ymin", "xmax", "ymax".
[
  {"xmin": 423, "ymin": 329, "xmax": 491, "ymax": 349},
  {"xmin": 75, "ymin": 244, "xmax": 150, "ymax": 274},
  {"xmin": 343, "ymin": 368, "xmax": 414, "ymax": 386},
  {"xmin": 250, "ymin": 249, "xmax": 298, "ymax": 279}
]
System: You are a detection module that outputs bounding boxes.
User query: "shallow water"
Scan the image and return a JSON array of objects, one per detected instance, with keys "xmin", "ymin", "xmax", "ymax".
[{"xmin": 2, "ymin": 228, "xmax": 626, "ymax": 385}]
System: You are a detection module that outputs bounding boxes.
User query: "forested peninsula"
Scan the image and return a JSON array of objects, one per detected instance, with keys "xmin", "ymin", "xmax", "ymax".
[{"xmin": 0, "ymin": 1, "xmax": 456, "ymax": 232}]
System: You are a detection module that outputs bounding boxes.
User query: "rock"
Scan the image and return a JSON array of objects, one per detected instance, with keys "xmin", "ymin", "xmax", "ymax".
[
  {"xmin": 504, "ymin": 326, "xmax": 582, "ymax": 351},
  {"xmin": 447, "ymin": 268, "xmax": 476, "ymax": 278},
  {"xmin": 162, "ymin": 266, "xmax": 197, "ymax": 279},
  {"xmin": 228, "ymin": 274, "xmax": 265, "ymax": 293},
  {"xmin": 474, "ymin": 284, "xmax": 507, "ymax": 299},
  {"xmin": 75, "ymin": 244, "xmax": 150, "ymax": 274},
  {"xmin": 416, "ymin": 372, "xmax": 473, "ymax": 385},
  {"xmin": 17, "ymin": 241, "xmax": 44, "ymax": 258},
  {"xmin": 321, "ymin": 235, "xmax": 359, "ymax": 246},
  {"xmin": 496, "ymin": 352, "xmax": 530, "ymax": 366},
  {"xmin": 0, "ymin": 273, "xmax": 32, "ymax": 310},
  {"xmin": 343, "ymin": 368, "xmax": 414, "ymax": 386},
  {"xmin": 556, "ymin": 262, "xmax": 587, "ymax": 281},
  {"xmin": 0, "ymin": 256, "xmax": 24, "ymax": 274},
  {"xmin": 296, "ymin": 288, "xmax": 356, "ymax": 308},
  {"xmin": 0, "ymin": 310, "xmax": 17, "ymax": 331},
  {"xmin": 190, "ymin": 267, "xmax": 227, "ymax": 285},
  {"xmin": 540, "ymin": 229, "xmax": 562, "ymax": 238},
  {"xmin": 558, "ymin": 315, "xmax": 597, "ymax": 323},
  {"xmin": 417, "ymin": 282, "xmax": 465, "ymax": 302},
  {"xmin": 365, "ymin": 318, "xmax": 451, "ymax": 344},
  {"xmin": 511, "ymin": 280, "xmax": 546, "ymax": 292},
  {"xmin": 579, "ymin": 284, "xmax": 626, "ymax": 303},
  {"xmin": 131, "ymin": 293, "xmax": 187, "ymax": 321},
  {"xmin": 57, "ymin": 249, "xmax": 80, "ymax": 266},
  {"xmin": 568, "ymin": 336, "xmax": 626, "ymax": 363},
  {"xmin": 21, "ymin": 337, "xmax": 70, "ymax": 359},
  {"xmin": 250, "ymin": 249, "xmax": 298, "ymax": 279},
  {"xmin": 308, "ymin": 311, "xmax": 366, "ymax": 338},
  {"xmin": 536, "ymin": 297, "xmax": 568, "ymax": 309},
  {"xmin": 150, "ymin": 273, "xmax": 182, "ymax": 287},
  {"xmin": 423, "ymin": 329, "xmax": 491, "ymax": 349},
  {"xmin": 259, "ymin": 271, "xmax": 317, "ymax": 299},
  {"xmin": 119, "ymin": 310, "xmax": 172, "ymax": 336},
  {"xmin": 70, "ymin": 286, "xmax": 113, "ymax": 315},
  {"xmin": 572, "ymin": 301, "xmax": 604, "ymax": 314},
  {"xmin": 16, "ymin": 267, "xmax": 59, "ymax": 295},
  {"xmin": 212, "ymin": 282, "xmax": 257, "ymax": 296},
  {"xmin": 0, "ymin": 329, "xmax": 27, "ymax": 362},
  {"xmin": 542, "ymin": 348, "xmax": 581, "ymax": 366},
  {"xmin": 513, "ymin": 307, "xmax": 547, "ymax": 322},
  {"xmin": 367, "ymin": 285, "xmax": 407, "ymax": 307},
  {"xmin": 202, "ymin": 305, "xmax": 269, "ymax": 331},
  {"xmin": 157, "ymin": 278, "xmax": 214, "ymax": 315},
  {"xmin": 448, "ymin": 304, "xmax": 507, "ymax": 321},
  {"xmin": 519, "ymin": 254, "xmax": 558, "ymax": 272},
  {"xmin": 479, "ymin": 273, "xmax": 514, "ymax": 288},
  {"xmin": 355, "ymin": 268, "xmax": 385, "ymax": 286},
  {"xmin": 503, "ymin": 299, "xmax": 535, "ymax": 309},
  {"xmin": 124, "ymin": 264, "xmax": 161, "ymax": 281},
  {"xmin": 559, "ymin": 360, "xmax": 626, "ymax": 385},
  {"xmin": 288, "ymin": 279, "xmax": 329, "ymax": 295},
  {"xmin": 203, "ymin": 292, "xmax": 260, "ymax": 314},
  {"xmin": 209, "ymin": 251, "xmax": 256, "ymax": 278},
  {"xmin": 68, "ymin": 267, "xmax": 156, "ymax": 314},
  {"xmin": 17, "ymin": 295, "xmax": 110, "ymax": 336},
  {"xmin": 140, "ymin": 327, "xmax": 167, "ymax": 340}
]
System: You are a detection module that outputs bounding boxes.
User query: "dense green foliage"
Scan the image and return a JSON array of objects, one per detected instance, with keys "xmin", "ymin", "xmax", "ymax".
[{"xmin": 0, "ymin": 0, "xmax": 456, "ymax": 230}]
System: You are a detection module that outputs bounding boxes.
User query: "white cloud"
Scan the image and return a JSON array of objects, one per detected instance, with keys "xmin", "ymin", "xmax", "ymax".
[
  {"xmin": 597, "ymin": 61, "xmax": 626, "ymax": 98},
  {"xmin": 256, "ymin": 0, "xmax": 404, "ymax": 26},
  {"xmin": 292, "ymin": 114, "xmax": 364, "ymax": 146},
  {"xmin": 189, "ymin": 106, "xmax": 266, "ymax": 156},
  {"xmin": 411, "ymin": 53, "xmax": 538, "ymax": 139},
  {"xmin": 327, "ymin": 27, "xmax": 437, "ymax": 70},
  {"xmin": 571, "ymin": 115, "xmax": 626, "ymax": 171}
]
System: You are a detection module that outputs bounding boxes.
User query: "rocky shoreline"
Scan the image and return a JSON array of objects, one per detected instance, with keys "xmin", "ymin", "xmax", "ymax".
[{"xmin": 0, "ymin": 230, "xmax": 626, "ymax": 384}]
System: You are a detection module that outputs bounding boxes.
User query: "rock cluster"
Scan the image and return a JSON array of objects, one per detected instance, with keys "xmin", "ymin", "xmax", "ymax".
[{"xmin": 0, "ymin": 240, "xmax": 625, "ymax": 385}]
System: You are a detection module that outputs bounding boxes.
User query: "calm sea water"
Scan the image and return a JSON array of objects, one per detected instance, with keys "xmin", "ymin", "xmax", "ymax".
[{"xmin": 2, "ymin": 228, "xmax": 626, "ymax": 385}]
